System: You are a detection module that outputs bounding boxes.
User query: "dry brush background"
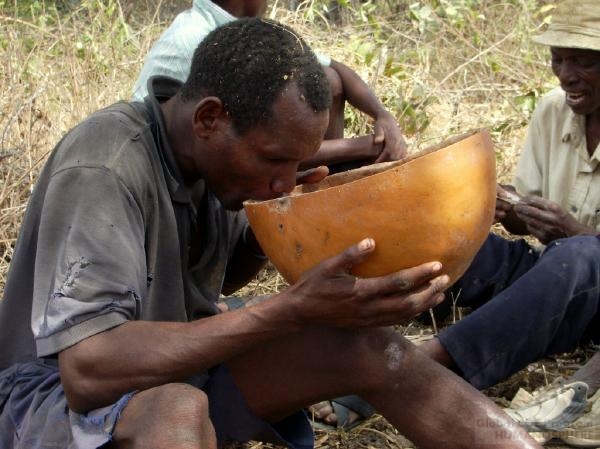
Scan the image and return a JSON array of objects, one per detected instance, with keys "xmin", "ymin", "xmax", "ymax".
[{"xmin": 0, "ymin": 1, "xmax": 594, "ymax": 447}]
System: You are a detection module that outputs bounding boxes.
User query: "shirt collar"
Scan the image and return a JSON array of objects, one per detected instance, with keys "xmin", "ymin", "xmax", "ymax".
[
  {"xmin": 144, "ymin": 75, "xmax": 193, "ymax": 204},
  {"xmin": 561, "ymin": 104, "xmax": 600, "ymax": 164},
  {"xmin": 559, "ymin": 100, "xmax": 581, "ymax": 141}
]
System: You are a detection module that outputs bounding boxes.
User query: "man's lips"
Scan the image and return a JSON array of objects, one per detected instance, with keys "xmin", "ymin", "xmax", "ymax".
[{"xmin": 565, "ymin": 91, "xmax": 586, "ymax": 107}]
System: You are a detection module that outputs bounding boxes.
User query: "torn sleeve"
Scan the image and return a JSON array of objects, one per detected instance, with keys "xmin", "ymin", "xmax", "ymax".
[{"xmin": 32, "ymin": 166, "xmax": 147, "ymax": 357}]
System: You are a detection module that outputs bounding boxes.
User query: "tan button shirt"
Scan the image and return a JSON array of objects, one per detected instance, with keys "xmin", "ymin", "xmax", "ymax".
[{"xmin": 515, "ymin": 87, "xmax": 600, "ymax": 231}]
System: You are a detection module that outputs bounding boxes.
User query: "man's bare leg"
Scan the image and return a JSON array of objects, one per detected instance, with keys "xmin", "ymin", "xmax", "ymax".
[
  {"xmin": 419, "ymin": 336, "xmax": 455, "ymax": 368},
  {"xmin": 104, "ymin": 327, "xmax": 540, "ymax": 449},
  {"xmin": 310, "ymin": 334, "xmax": 455, "ymax": 429},
  {"xmin": 106, "ymin": 383, "xmax": 217, "ymax": 449},
  {"xmin": 228, "ymin": 326, "xmax": 542, "ymax": 449}
]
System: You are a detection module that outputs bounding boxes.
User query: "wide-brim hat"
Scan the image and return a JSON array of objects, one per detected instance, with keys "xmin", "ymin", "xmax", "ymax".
[{"xmin": 533, "ymin": 0, "xmax": 600, "ymax": 51}]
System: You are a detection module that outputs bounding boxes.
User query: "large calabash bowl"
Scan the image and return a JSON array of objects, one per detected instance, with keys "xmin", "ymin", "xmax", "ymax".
[{"xmin": 243, "ymin": 130, "xmax": 496, "ymax": 286}]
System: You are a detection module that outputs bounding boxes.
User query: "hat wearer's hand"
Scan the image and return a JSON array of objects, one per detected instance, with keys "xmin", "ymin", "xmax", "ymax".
[
  {"xmin": 284, "ymin": 238, "xmax": 448, "ymax": 328},
  {"xmin": 495, "ymin": 184, "xmax": 521, "ymax": 223},
  {"xmin": 514, "ymin": 196, "xmax": 594, "ymax": 244}
]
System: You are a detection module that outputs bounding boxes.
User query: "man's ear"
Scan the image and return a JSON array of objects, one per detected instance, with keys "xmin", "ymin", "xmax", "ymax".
[{"xmin": 192, "ymin": 97, "xmax": 227, "ymax": 138}]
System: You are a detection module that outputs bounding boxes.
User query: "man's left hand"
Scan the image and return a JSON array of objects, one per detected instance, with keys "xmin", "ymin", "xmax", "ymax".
[
  {"xmin": 514, "ymin": 196, "xmax": 594, "ymax": 244},
  {"xmin": 372, "ymin": 111, "xmax": 408, "ymax": 162}
]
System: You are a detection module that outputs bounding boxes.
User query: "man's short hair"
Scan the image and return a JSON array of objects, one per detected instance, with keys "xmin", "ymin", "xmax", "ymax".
[{"xmin": 180, "ymin": 17, "xmax": 332, "ymax": 134}]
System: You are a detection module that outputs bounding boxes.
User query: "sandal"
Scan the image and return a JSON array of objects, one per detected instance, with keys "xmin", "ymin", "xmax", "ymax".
[
  {"xmin": 310, "ymin": 395, "xmax": 375, "ymax": 431},
  {"xmin": 505, "ymin": 381, "xmax": 589, "ymax": 432}
]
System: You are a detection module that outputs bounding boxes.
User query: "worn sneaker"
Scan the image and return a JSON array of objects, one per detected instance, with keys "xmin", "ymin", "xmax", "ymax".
[
  {"xmin": 505, "ymin": 381, "xmax": 589, "ymax": 432},
  {"xmin": 560, "ymin": 388, "xmax": 600, "ymax": 447}
]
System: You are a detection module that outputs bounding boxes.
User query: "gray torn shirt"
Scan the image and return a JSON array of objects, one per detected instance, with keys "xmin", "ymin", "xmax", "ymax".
[{"xmin": 0, "ymin": 76, "xmax": 245, "ymax": 369}]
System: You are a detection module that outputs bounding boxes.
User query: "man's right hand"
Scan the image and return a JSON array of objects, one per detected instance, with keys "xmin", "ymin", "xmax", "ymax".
[
  {"xmin": 495, "ymin": 184, "xmax": 522, "ymax": 222},
  {"xmin": 283, "ymin": 238, "xmax": 449, "ymax": 328},
  {"xmin": 514, "ymin": 196, "xmax": 597, "ymax": 244}
]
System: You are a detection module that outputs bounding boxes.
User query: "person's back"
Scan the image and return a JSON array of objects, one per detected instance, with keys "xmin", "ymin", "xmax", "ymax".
[{"xmin": 132, "ymin": 0, "xmax": 236, "ymax": 100}]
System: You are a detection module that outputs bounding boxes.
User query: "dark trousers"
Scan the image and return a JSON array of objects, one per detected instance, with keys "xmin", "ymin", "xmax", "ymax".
[{"xmin": 437, "ymin": 234, "xmax": 600, "ymax": 389}]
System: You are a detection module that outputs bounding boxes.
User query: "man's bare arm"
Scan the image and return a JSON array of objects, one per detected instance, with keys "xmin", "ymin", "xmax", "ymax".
[
  {"xmin": 329, "ymin": 59, "xmax": 407, "ymax": 162},
  {"xmin": 59, "ymin": 239, "xmax": 448, "ymax": 412}
]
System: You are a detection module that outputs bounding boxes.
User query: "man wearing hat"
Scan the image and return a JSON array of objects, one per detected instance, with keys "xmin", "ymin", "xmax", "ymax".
[{"xmin": 419, "ymin": 0, "xmax": 600, "ymax": 445}]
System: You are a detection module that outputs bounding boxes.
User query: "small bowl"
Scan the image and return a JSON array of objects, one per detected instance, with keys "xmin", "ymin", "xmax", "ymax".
[{"xmin": 244, "ymin": 130, "xmax": 496, "ymax": 285}]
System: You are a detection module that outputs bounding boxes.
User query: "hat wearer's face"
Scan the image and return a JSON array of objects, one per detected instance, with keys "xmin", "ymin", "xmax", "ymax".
[{"xmin": 551, "ymin": 47, "xmax": 600, "ymax": 116}]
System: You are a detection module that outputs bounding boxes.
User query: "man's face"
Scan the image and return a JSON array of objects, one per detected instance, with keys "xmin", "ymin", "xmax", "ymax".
[
  {"xmin": 551, "ymin": 47, "xmax": 600, "ymax": 115},
  {"xmin": 200, "ymin": 84, "xmax": 329, "ymax": 211},
  {"xmin": 243, "ymin": 0, "xmax": 268, "ymax": 17}
]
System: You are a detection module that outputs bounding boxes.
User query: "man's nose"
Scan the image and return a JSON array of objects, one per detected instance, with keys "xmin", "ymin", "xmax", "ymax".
[{"xmin": 557, "ymin": 61, "xmax": 579, "ymax": 86}]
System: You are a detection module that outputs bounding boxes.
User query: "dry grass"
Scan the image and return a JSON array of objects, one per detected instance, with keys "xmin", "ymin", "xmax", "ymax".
[
  {"xmin": 0, "ymin": 0, "xmax": 553, "ymax": 290},
  {"xmin": 0, "ymin": 0, "xmax": 169, "ymax": 287},
  {"xmin": 0, "ymin": 1, "xmax": 590, "ymax": 447}
]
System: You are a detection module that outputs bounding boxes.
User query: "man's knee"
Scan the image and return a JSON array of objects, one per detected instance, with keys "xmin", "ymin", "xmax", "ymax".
[
  {"xmin": 333, "ymin": 328, "xmax": 415, "ymax": 378},
  {"xmin": 148, "ymin": 382, "xmax": 211, "ymax": 421},
  {"xmin": 110, "ymin": 383, "xmax": 215, "ymax": 449},
  {"xmin": 545, "ymin": 235, "xmax": 600, "ymax": 272}
]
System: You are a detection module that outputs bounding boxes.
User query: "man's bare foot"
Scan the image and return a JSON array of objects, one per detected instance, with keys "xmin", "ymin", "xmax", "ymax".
[
  {"xmin": 309, "ymin": 401, "xmax": 360, "ymax": 427},
  {"xmin": 308, "ymin": 396, "xmax": 374, "ymax": 430}
]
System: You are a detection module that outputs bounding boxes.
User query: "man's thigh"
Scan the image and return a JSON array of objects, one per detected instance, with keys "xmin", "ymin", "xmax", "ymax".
[
  {"xmin": 1, "ymin": 361, "xmax": 138, "ymax": 449},
  {"xmin": 225, "ymin": 326, "xmax": 413, "ymax": 422},
  {"xmin": 449, "ymin": 233, "xmax": 539, "ymax": 308},
  {"xmin": 1, "ymin": 361, "xmax": 312, "ymax": 449},
  {"xmin": 108, "ymin": 367, "xmax": 313, "ymax": 449},
  {"xmin": 0, "ymin": 361, "xmax": 72, "ymax": 449}
]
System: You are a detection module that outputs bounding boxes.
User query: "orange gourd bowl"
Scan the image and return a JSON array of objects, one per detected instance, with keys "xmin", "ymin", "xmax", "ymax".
[{"xmin": 243, "ymin": 130, "xmax": 496, "ymax": 286}]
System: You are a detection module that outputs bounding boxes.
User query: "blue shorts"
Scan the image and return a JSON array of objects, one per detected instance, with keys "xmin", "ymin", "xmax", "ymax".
[{"xmin": 0, "ymin": 360, "xmax": 313, "ymax": 449}]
